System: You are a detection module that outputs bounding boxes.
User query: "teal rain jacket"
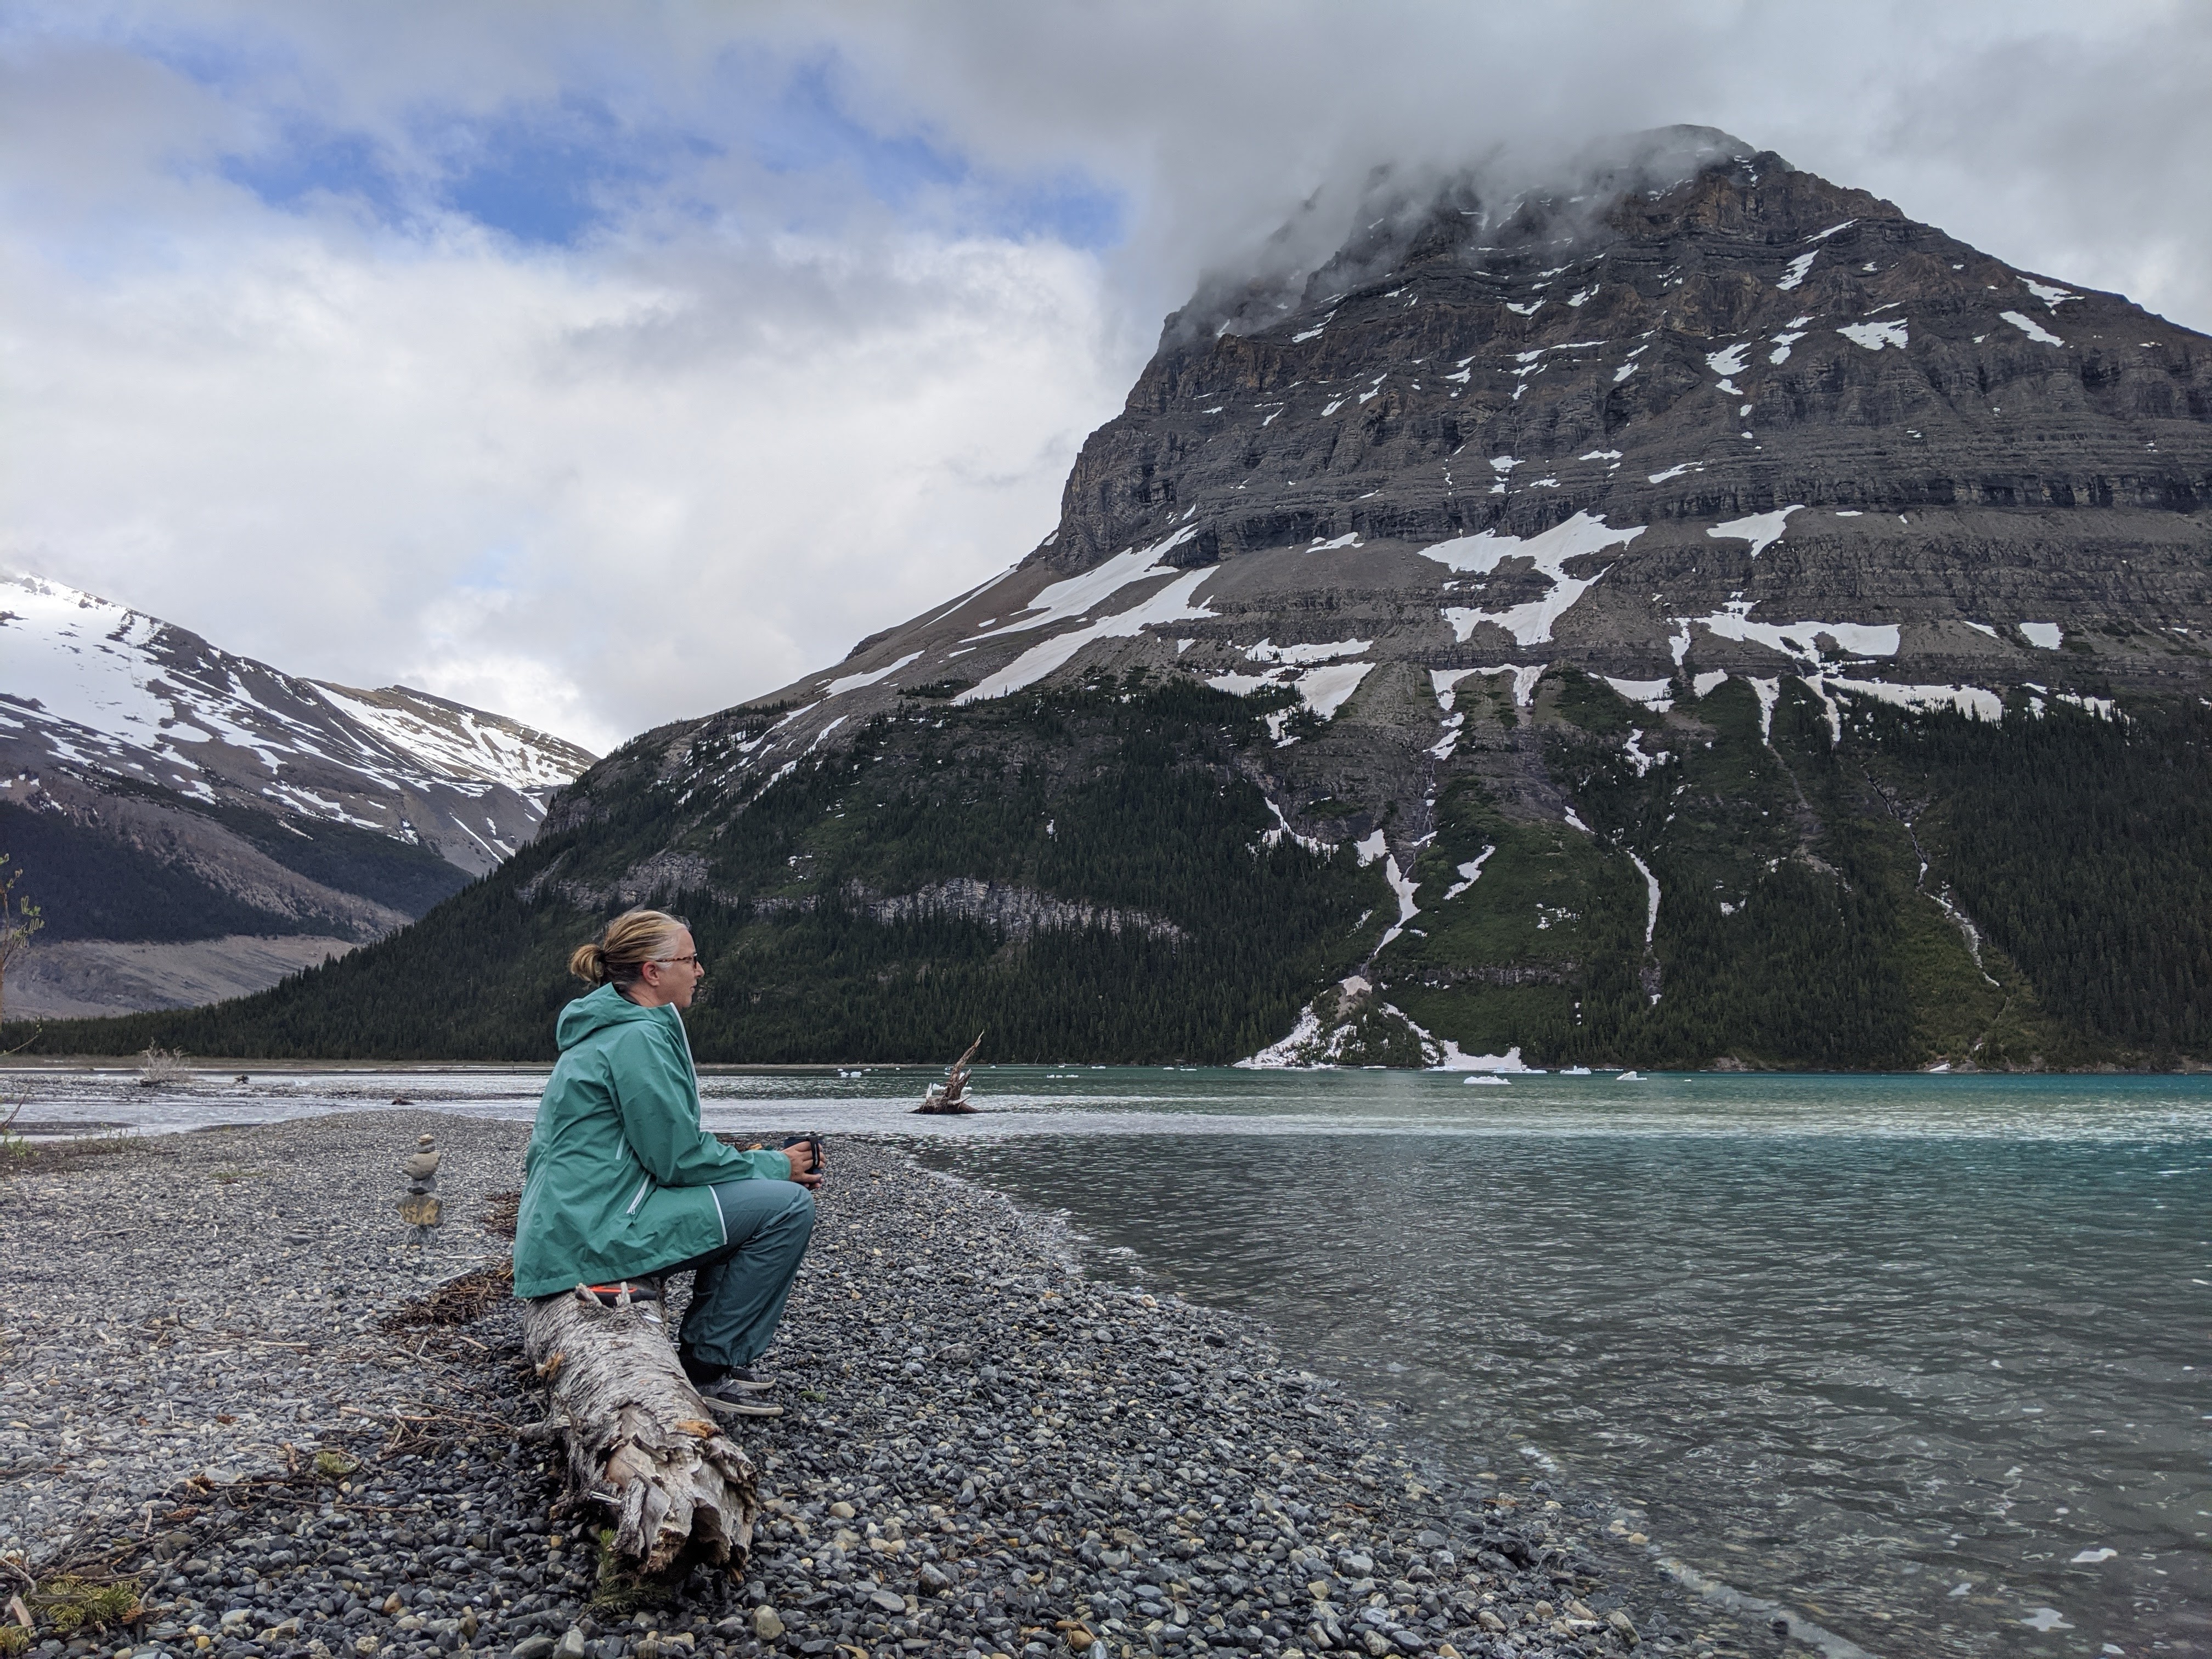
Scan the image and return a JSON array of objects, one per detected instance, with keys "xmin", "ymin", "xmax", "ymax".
[{"xmin": 512, "ymin": 983, "xmax": 791, "ymax": 1299}]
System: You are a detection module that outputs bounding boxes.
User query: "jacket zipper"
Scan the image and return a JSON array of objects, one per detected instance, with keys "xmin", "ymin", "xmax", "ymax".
[{"xmin": 625, "ymin": 1176, "xmax": 652, "ymax": 1216}]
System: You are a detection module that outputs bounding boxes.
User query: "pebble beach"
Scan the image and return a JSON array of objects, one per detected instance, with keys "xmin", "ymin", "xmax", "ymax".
[{"xmin": 1, "ymin": 1113, "xmax": 1751, "ymax": 1659}]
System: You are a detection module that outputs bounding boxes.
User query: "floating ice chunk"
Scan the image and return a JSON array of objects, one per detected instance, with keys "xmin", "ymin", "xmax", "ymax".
[
  {"xmin": 1962, "ymin": 620, "xmax": 1999, "ymax": 639},
  {"xmin": 2070, "ymin": 1548, "xmax": 2117, "ymax": 1565},
  {"xmin": 1249, "ymin": 636, "xmax": 1372, "ymax": 664},
  {"xmin": 1442, "ymin": 846, "xmax": 1495, "ymax": 902},
  {"xmin": 1776, "ymin": 251, "xmax": 1818, "ymax": 291},
  {"xmin": 1692, "ymin": 670, "xmax": 1729, "ymax": 697},
  {"xmin": 1604, "ymin": 677, "xmax": 1674, "ymax": 713},
  {"xmin": 2021, "ymin": 278, "xmax": 2080, "ymax": 310},
  {"xmin": 2000, "ymin": 310, "xmax": 2064, "ymax": 347},
  {"xmin": 823, "ymin": 651, "xmax": 923, "ymax": 697},
  {"xmin": 1707, "ymin": 505, "xmax": 1804, "ymax": 558},
  {"xmin": 2019, "ymin": 622, "xmax": 2063, "ymax": 649},
  {"xmin": 2020, "ymin": 1610, "xmax": 2073, "ymax": 1633},
  {"xmin": 1839, "ymin": 318, "xmax": 1909, "ymax": 351}
]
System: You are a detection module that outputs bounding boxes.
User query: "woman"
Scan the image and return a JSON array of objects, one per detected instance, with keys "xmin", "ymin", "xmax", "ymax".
[{"xmin": 514, "ymin": 908, "xmax": 819, "ymax": 1418}]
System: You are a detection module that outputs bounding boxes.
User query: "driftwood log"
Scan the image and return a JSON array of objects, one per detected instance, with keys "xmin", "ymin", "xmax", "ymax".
[
  {"xmin": 521, "ymin": 1286, "xmax": 758, "ymax": 1573},
  {"xmin": 915, "ymin": 1030, "xmax": 984, "ymax": 1115}
]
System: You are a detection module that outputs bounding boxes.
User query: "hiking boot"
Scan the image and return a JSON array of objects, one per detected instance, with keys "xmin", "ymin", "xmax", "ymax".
[{"xmin": 695, "ymin": 1376, "xmax": 784, "ymax": 1418}]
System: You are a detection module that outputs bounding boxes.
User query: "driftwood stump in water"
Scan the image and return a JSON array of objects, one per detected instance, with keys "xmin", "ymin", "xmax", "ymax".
[
  {"xmin": 915, "ymin": 1031, "xmax": 984, "ymax": 1114},
  {"xmin": 521, "ymin": 1286, "xmax": 758, "ymax": 1573}
]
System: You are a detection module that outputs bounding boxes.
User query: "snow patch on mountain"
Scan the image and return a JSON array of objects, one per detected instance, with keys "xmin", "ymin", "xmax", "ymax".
[
  {"xmin": 1425, "ymin": 512, "xmax": 1645, "ymax": 646},
  {"xmin": 1707, "ymin": 505, "xmax": 1804, "ymax": 558}
]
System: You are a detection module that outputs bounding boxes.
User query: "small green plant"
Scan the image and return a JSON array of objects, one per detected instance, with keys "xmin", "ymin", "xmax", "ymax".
[
  {"xmin": 31, "ymin": 1575, "xmax": 140, "ymax": 1637},
  {"xmin": 1, "ymin": 1097, "xmax": 32, "ymax": 1172},
  {"xmin": 587, "ymin": 1526, "xmax": 679, "ymax": 1614}
]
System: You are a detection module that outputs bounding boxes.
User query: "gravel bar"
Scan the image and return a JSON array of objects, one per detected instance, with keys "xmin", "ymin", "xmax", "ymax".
[{"xmin": 1, "ymin": 1114, "xmax": 1748, "ymax": 1659}]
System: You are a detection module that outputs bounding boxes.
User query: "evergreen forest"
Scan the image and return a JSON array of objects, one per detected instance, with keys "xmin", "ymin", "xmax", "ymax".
[{"xmin": 7, "ymin": 675, "xmax": 2207, "ymax": 1069}]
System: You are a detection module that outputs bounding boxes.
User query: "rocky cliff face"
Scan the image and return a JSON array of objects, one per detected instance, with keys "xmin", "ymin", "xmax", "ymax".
[
  {"xmin": 515, "ymin": 129, "xmax": 2209, "ymax": 1066},
  {"xmin": 727, "ymin": 126, "xmax": 2208, "ymax": 791},
  {"xmin": 25, "ymin": 131, "xmax": 2209, "ymax": 1065},
  {"xmin": 0, "ymin": 574, "xmax": 596, "ymax": 1017}
]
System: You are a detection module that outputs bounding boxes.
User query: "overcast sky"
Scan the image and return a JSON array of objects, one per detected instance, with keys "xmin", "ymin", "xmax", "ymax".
[{"xmin": 5, "ymin": 1, "xmax": 2209, "ymax": 754}]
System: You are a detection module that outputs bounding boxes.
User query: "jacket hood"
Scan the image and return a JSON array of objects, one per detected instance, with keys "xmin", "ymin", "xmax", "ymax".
[{"xmin": 555, "ymin": 982, "xmax": 673, "ymax": 1051}]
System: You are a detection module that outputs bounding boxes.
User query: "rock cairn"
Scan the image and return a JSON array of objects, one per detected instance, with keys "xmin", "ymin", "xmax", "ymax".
[{"xmin": 396, "ymin": 1132, "xmax": 442, "ymax": 1248}]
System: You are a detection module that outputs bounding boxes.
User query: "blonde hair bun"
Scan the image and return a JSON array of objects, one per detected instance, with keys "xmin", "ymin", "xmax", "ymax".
[{"xmin": 569, "ymin": 909, "xmax": 688, "ymax": 988}]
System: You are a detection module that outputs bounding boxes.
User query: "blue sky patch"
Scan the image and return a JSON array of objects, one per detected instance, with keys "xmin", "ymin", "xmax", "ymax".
[{"xmin": 219, "ymin": 121, "xmax": 407, "ymax": 222}]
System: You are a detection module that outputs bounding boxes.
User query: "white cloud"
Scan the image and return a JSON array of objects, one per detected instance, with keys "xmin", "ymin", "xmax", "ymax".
[{"xmin": 3, "ymin": 1, "xmax": 2209, "ymax": 751}]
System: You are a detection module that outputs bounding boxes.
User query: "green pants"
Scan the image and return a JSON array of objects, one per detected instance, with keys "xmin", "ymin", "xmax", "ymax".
[{"xmin": 664, "ymin": 1179, "xmax": 815, "ymax": 1369}]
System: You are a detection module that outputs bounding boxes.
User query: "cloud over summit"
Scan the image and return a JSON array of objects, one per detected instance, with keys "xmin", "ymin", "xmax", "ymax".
[{"xmin": 5, "ymin": 1, "xmax": 2208, "ymax": 750}]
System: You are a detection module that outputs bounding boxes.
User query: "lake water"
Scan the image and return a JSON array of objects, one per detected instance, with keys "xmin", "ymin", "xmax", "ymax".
[{"xmin": 9, "ymin": 1063, "xmax": 2207, "ymax": 1657}]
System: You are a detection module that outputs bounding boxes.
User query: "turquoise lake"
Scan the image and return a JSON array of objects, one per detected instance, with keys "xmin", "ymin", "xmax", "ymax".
[{"xmin": 12, "ymin": 1064, "xmax": 2209, "ymax": 1657}]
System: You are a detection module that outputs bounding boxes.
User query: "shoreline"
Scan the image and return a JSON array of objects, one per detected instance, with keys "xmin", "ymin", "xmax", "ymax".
[
  {"xmin": 7, "ymin": 1054, "xmax": 2212, "ymax": 1078},
  {"xmin": 4, "ymin": 1111, "xmax": 1780, "ymax": 1659}
]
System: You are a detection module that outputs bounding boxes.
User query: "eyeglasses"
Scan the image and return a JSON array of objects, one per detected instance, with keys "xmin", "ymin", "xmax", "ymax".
[{"xmin": 651, "ymin": 953, "xmax": 702, "ymax": 968}]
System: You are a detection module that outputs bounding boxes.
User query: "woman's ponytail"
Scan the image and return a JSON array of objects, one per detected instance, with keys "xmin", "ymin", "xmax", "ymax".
[{"xmin": 568, "ymin": 910, "xmax": 686, "ymax": 990}]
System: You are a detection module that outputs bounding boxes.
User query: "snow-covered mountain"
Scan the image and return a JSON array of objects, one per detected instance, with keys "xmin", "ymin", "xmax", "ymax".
[{"xmin": 0, "ymin": 573, "xmax": 596, "ymax": 1018}]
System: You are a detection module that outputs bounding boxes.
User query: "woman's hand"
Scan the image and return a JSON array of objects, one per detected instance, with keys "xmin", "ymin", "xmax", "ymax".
[{"xmin": 782, "ymin": 1139, "xmax": 823, "ymax": 1188}]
